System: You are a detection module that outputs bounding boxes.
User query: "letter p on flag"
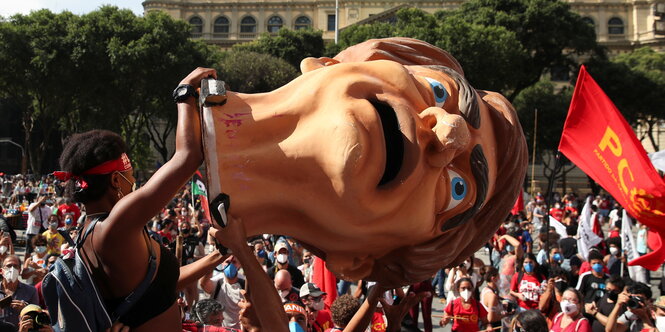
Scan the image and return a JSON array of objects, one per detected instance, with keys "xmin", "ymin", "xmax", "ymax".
[{"xmin": 558, "ymin": 65, "xmax": 665, "ymax": 271}]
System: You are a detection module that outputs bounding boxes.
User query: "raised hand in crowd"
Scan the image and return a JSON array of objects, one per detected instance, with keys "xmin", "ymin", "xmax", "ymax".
[
  {"xmin": 212, "ymin": 215, "xmax": 288, "ymax": 331},
  {"xmin": 379, "ymin": 290, "xmax": 431, "ymax": 332}
]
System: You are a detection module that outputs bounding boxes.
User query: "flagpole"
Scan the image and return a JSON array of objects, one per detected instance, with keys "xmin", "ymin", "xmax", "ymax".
[
  {"xmin": 530, "ymin": 108, "xmax": 538, "ymax": 196},
  {"xmin": 334, "ymin": 0, "xmax": 339, "ymax": 44},
  {"xmin": 544, "ymin": 151, "xmax": 562, "ymax": 257}
]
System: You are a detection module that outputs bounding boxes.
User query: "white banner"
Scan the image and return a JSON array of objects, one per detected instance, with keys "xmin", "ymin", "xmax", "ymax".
[
  {"xmin": 577, "ymin": 197, "xmax": 603, "ymax": 260},
  {"xmin": 648, "ymin": 149, "xmax": 665, "ymax": 173},
  {"xmin": 549, "ymin": 215, "xmax": 568, "ymax": 239},
  {"xmin": 620, "ymin": 210, "xmax": 647, "ymax": 283}
]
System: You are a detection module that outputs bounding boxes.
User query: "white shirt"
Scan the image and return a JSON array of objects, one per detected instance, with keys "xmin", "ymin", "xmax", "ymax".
[
  {"xmin": 214, "ymin": 278, "xmax": 242, "ymax": 330},
  {"xmin": 26, "ymin": 203, "xmax": 51, "ymax": 235}
]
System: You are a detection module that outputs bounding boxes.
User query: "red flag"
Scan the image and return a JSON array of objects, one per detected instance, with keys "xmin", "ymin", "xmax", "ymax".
[
  {"xmin": 311, "ymin": 256, "xmax": 337, "ymax": 309},
  {"xmin": 511, "ymin": 188, "xmax": 525, "ymax": 215},
  {"xmin": 558, "ymin": 66, "xmax": 665, "ymax": 271}
]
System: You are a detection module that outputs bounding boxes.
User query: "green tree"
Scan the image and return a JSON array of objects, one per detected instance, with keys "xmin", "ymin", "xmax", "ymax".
[
  {"xmin": 218, "ymin": 50, "xmax": 299, "ymax": 93},
  {"xmin": 0, "ymin": 7, "xmax": 221, "ymax": 172},
  {"xmin": 512, "ymin": 79, "xmax": 574, "ymax": 193},
  {"xmin": 233, "ymin": 29, "xmax": 325, "ymax": 69},
  {"xmin": 0, "ymin": 10, "xmax": 80, "ymax": 173},
  {"xmin": 450, "ymin": 0, "xmax": 598, "ymax": 100}
]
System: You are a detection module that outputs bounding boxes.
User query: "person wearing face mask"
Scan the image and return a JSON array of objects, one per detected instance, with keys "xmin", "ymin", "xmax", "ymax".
[
  {"xmin": 284, "ymin": 301, "xmax": 308, "ymax": 332},
  {"xmin": 499, "ymin": 234, "xmax": 523, "ymax": 298},
  {"xmin": 56, "ymin": 197, "xmax": 81, "ymax": 227},
  {"xmin": 576, "ymin": 251, "xmax": 609, "ymax": 304},
  {"xmin": 510, "ymin": 254, "xmax": 546, "ymax": 311},
  {"xmin": 0, "ymin": 255, "xmax": 38, "ymax": 327},
  {"xmin": 253, "ymin": 241, "xmax": 271, "ymax": 272},
  {"xmin": 298, "ymin": 250, "xmax": 313, "ymax": 284},
  {"xmin": 584, "ymin": 276, "xmax": 625, "ymax": 332},
  {"xmin": 269, "ymin": 240, "xmax": 305, "ymax": 289},
  {"xmin": 299, "ymin": 283, "xmax": 333, "ymax": 332},
  {"xmin": 539, "ymin": 266, "xmax": 569, "ymax": 326},
  {"xmin": 603, "ymin": 239, "xmax": 625, "ymax": 277},
  {"xmin": 651, "ymin": 296, "xmax": 665, "ymax": 332},
  {"xmin": 440, "ymin": 278, "xmax": 494, "ymax": 332},
  {"xmin": 199, "ymin": 256, "xmax": 243, "ymax": 330},
  {"xmin": 605, "ymin": 282, "xmax": 654, "ymax": 332},
  {"xmin": 24, "ymin": 196, "xmax": 51, "ymax": 259},
  {"xmin": 21, "ymin": 236, "xmax": 48, "ymax": 285},
  {"xmin": 550, "ymin": 288, "xmax": 591, "ymax": 332},
  {"xmin": 445, "ymin": 257, "xmax": 477, "ymax": 300},
  {"xmin": 0, "ymin": 235, "xmax": 14, "ymax": 264},
  {"xmin": 41, "ymin": 217, "xmax": 65, "ymax": 255},
  {"xmin": 550, "ymin": 202, "xmax": 565, "ymax": 222},
  {"xmin": 540, "ymin": 246, "xmax": 566, "ymax": 278},
  {"xmin": 275, "ymin": 270, "xmax": 301, "ymax": 304}
]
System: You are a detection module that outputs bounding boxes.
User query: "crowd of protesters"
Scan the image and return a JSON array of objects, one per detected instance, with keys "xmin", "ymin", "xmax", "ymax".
[{"xmin": 0, "ymin": 172, "xmax": 663, "ymax": 332}]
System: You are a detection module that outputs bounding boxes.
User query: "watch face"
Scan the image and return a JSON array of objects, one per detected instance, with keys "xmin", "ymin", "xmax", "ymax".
[{"xmin": 177, "ymin": 87, "xmax": 188, "ymax": 97}]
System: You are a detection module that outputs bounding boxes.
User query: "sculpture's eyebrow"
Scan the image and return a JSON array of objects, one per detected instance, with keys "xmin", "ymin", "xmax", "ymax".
[
  {"xmin": 422, "ymin": 65, "xmax": 480, "ymax": 129},
  {"xmin": 441, "ymin": 144, "xmax": 488, "ymax": 232}
]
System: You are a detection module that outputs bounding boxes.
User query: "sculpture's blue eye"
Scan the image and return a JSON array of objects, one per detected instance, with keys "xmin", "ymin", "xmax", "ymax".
[
  {"xmin": 425, "ymin": 77, "xmax": 448, "ymax": 108},
  {"xmin": 446, "ymin": 169, "xmax": 467, "ymax": 211}
]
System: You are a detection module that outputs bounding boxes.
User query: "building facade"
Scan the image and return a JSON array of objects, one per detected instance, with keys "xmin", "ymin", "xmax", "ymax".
[{"xmin": 142, "ymin": 0, "xmax": 665, "ymax": 52}]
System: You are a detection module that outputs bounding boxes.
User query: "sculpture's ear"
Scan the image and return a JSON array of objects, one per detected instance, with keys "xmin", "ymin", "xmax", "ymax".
[{"xmin": 300, "ymin": 57, "xmax": 340, "ymax": 74}]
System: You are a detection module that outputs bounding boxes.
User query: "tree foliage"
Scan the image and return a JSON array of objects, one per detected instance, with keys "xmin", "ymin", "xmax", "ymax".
[
  {"xmin": 218, "ymin": 51, "xmax": 299, "ymax": 93},
  {"xmin": 232, "ymin": 29, "xmax": 325, "ymax": 69},
  {"xmin": 337, "ymin": 1, "xmax": 597, "ymax": 100},
  {"xmin": 0, "ymin": 7, "xmax": 219, "ymax": 172}
]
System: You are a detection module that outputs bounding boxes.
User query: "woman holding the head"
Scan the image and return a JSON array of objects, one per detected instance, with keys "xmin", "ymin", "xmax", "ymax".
[{"xmin": 48, "ymin": 68, "xmax": 228, "ymax": 331}]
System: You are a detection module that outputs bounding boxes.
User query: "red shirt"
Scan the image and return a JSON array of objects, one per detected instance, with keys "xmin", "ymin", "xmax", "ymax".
[
  {"xmin": 510, "ymin": 273, "xmax": 544, "ymax": 310},
  {"xmin": 444, "ymin": 298, "xmax": 488, "ymax": 332},
  {"xmin": 370, "ymin": 312, "xmax": 386, "ymax": 332},
  {"xmin": 549, "ymin": 313, "xmax": 591, "ymax": 332},
  {"xmin": 312, "ymin": 310, "xmax": 334, "ymax": 332}
]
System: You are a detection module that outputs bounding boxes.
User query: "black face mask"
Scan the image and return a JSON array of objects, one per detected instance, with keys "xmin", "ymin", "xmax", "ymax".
[
  {"xmin": 608, "ymin": 290, "xmax": 619, "ymax": 302},
  {"xmin": 555, "ymin": 280, "xmax": 568, "ymax": 294},
  {"xmin": 180, "ymin": 228, "xmax": 190, "ymax": 235}
]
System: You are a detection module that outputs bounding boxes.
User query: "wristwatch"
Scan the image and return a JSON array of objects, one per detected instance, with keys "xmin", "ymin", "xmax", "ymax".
[{"xmin": 172, "ymin": 84, "xmax": 199, "ymax": 103}]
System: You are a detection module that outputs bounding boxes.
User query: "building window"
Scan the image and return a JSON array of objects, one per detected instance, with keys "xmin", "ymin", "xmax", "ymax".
[
  {"xmin": 582, "ymin": 17, "xmax": 594, "ymax": 28},
  {"xmin": 189, "ymin": 16, "xmax": 203, "ymax": 38},
  {"xmin": 327, "ymin": 14, "xmax": 336, "ymax": 31},
  {"xmin": 608, "ymin": 17, "xmax": 624, "ymax": 35},
  {"xmin": 240, "ymin": 16, "xmax": 257, "ymax": 33},
  {"xmin": 213, "ymin": 16, "xmax": 230, "ymax": 37},
  {"xmin": 267, "ymin": 16, "xmax": 283, "ymax": 33},
  {"xmin": 294, "ymin": 16, "xmax": 312, "ymax": 30}
]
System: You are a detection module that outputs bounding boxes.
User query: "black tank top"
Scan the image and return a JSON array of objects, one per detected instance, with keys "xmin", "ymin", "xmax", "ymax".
[{"xmin": 105, "ymin": 244, "xmax": 180, "ymax": 327}]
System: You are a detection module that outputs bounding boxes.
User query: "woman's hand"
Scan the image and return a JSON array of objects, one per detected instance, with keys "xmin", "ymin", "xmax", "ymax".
[
  {"xmin": 238, "ymin": 289, "xmax": 261, "ymax": 332},
  {"xmin": 379, "ymin": 291, "xmax": 431, "ymax": 332},
  {"xmin": 179, "ymin": 67, "xmax": 217, "ymax": 89},
  {"xmin": 210, "ymin": 214, "xmax": 248, "ymax": 251}
]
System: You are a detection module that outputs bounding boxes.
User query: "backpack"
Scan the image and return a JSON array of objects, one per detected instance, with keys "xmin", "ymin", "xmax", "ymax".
[{"xmin": 42, "ymin": 214, "xmax": 157, "ymax": 331}]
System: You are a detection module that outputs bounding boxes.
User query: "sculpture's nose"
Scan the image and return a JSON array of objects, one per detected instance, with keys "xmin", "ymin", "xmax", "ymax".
[{"xmin": 418, "ymin": 107, "xmax": 471, "ymax": 168}]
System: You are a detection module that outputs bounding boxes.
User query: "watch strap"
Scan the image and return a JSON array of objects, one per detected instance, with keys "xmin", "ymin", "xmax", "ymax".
[{"xmin": 173, "ymin": 84, "xmax": 199, "ymax": 103}]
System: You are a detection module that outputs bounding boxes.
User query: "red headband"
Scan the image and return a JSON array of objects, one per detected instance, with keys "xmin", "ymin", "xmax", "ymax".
[{"xmin": 53, "ymin": 153, "xmax": 132, "ymax": 189}]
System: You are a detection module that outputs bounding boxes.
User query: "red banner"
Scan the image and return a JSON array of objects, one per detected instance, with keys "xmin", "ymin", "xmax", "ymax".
[
  {"xmin": 559, "ymin": 66, "xmax": 665, "ymax": 271},
  {"xmin": 311, "ymin": 256, "xmax": 337, "ymax": 309}
]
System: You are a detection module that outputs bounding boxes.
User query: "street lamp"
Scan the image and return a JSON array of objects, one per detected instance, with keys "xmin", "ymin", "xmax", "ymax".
[{"xmin": 0, "ymin": 138, "xmax": 26, "ymax": 175}]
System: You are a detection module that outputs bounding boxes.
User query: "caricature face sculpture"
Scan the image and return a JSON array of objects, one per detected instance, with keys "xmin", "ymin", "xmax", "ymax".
[{"xmin": 202, "ymin": 38, "xmax": 528, "ymax": 287}]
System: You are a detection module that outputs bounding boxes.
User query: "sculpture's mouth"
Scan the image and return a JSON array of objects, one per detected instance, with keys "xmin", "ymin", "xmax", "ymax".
[{"xmin": 371, "ymin": 100, "xmax": 404, "ymax": 187}]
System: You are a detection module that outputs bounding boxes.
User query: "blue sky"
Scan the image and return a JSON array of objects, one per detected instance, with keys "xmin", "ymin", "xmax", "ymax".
[{"xmin": 0, "ymin": 0, "xmax": 143, "ymax": 17}]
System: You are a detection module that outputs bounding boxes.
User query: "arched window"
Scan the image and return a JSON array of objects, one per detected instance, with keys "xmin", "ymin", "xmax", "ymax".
[
  {"xmin": 294, "ymin": 16, "xmax": 312, "ymax": 30},
  {"xmin": 189, "ymin": 16, "xmax": 203, "ymax": 38},
  {"xmin": 240, "ymin": 16, "xmax": 256, "ymax": 34},
  {"xmin": 608, "ymin": 17, "xmax": 624, "ymax": 35},
  {"xmin": 213, "ymin": 16, "xmax": 230, "ymax": 37},
  {"xmin": 267, "ymin": 16, "xmax": 283, "ymax": 33},
  {"xmin": 582, "ymin": 17, "xmax": 595, "ymax": 28}
]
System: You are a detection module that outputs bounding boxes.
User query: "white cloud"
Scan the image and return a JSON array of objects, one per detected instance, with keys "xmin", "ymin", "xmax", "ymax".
[{"xmin": 0, "ymin": 0, "xmax": 143, "ymax": 17}]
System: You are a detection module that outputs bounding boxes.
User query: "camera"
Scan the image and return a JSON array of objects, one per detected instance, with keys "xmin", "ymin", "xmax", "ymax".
[
  {"xmin": 502, "ymin": 299, "xmax": 517, "ymax": 314},
  {"xmin": 22, "ymin": 308, "xmax": 51, "ymax": 329},
  {"xmin": 627, "ymin": 296, "xmax": 644, "ymax": 309}
]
